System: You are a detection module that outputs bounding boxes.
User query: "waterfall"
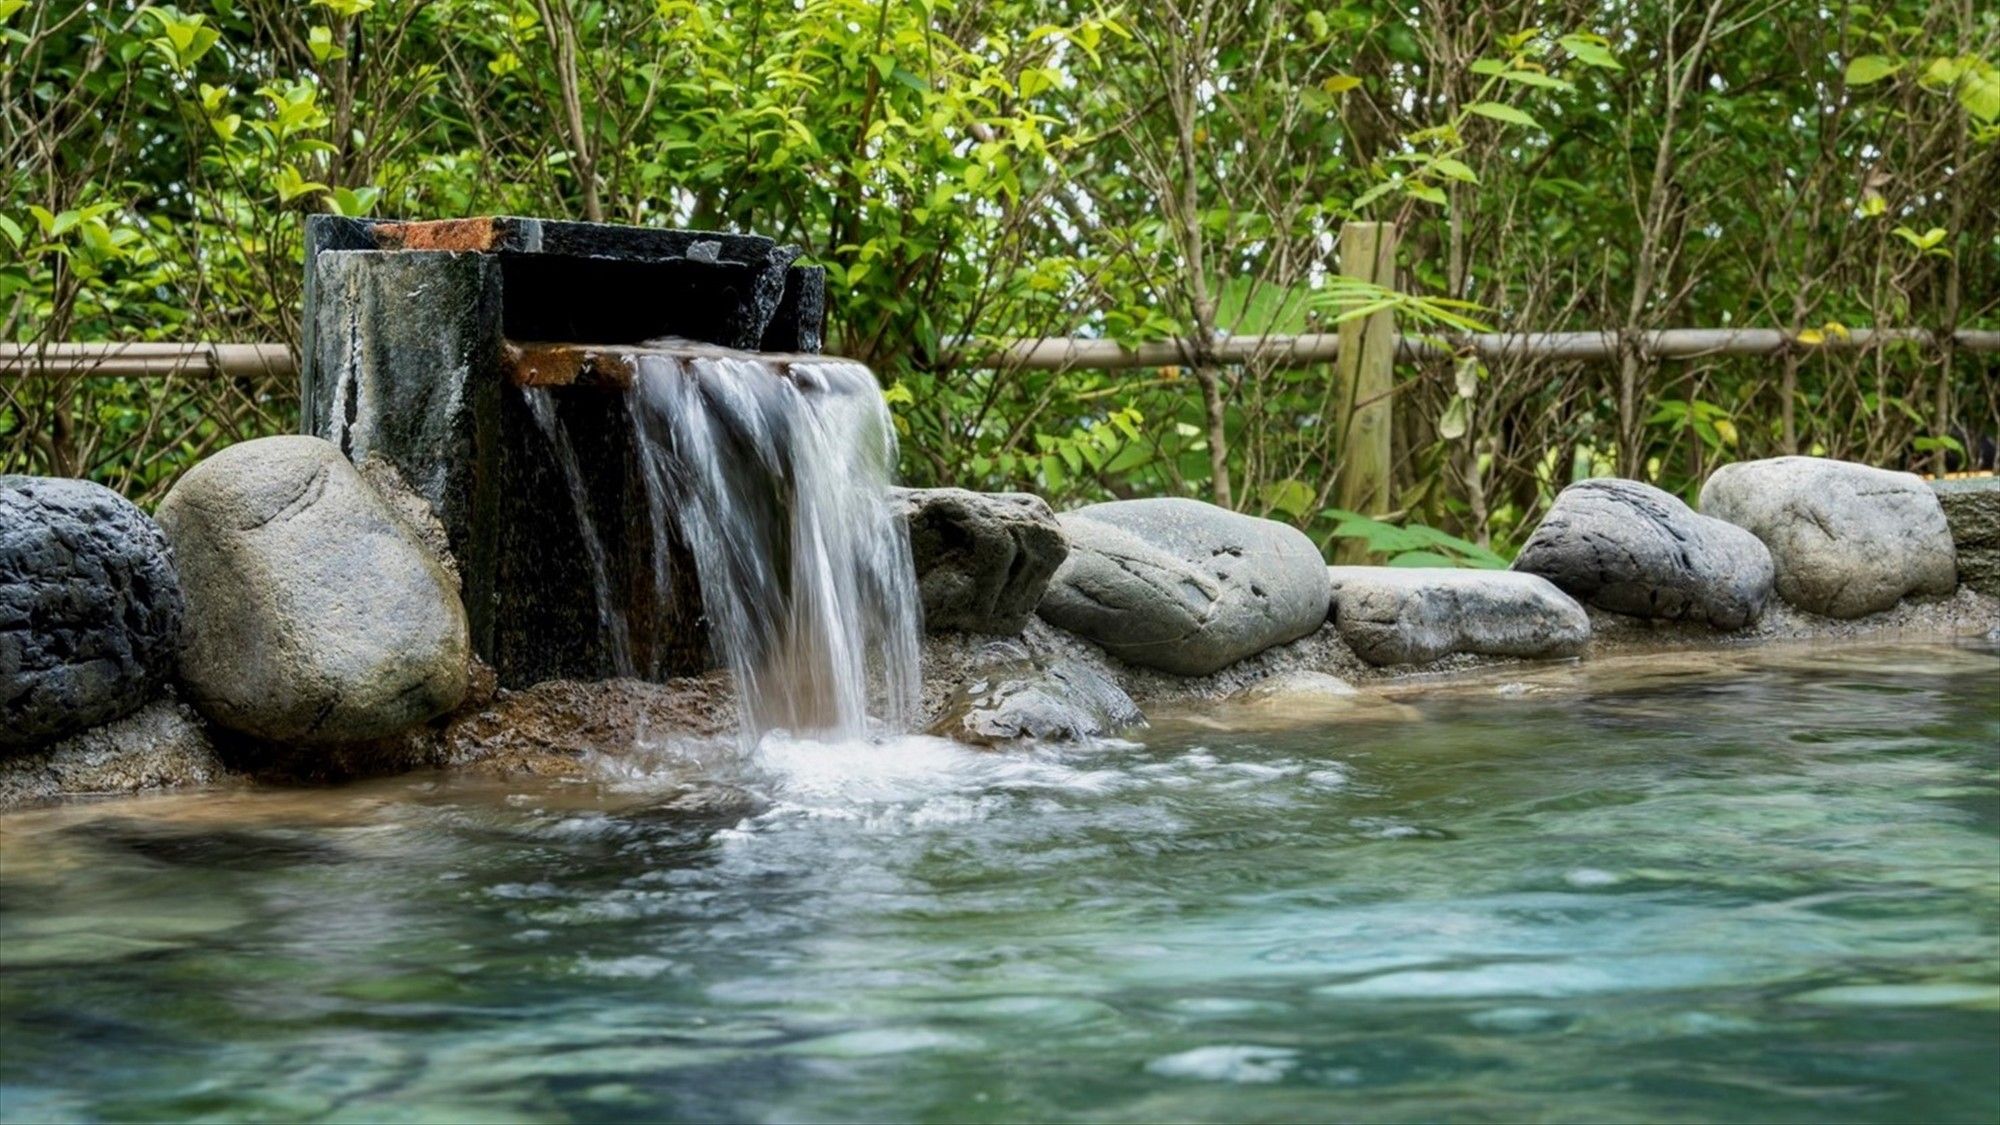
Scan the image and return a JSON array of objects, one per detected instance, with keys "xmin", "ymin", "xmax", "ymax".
[
  {"xmin": 526, "ymin": 342, "xmax": 922, "ymax": 744},
  {"xmin": 522, "ymin": 386, "xmax": 637, "ymax": 678}
]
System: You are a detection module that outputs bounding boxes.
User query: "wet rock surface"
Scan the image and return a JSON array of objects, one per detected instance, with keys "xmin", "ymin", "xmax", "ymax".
[
  {"xmin": 1513, "ymin": 478, "xmax": 1774, "ymax": 628},
  {"xmin": 157, "ymin": 436, "xmax": 471, "ymax": 745},
  {"xmin": 1, "ymin": 476, "xmax": 184, "ymax": 750},
  {"xmin": 1932, "ymin": 477, "xmax": 2000, "ymax": 597},
  {"xmin": 1037, "ymin": 498, "xmax": 1331, "ymax": 676},
  {"xmin": 929, "ymin": 641, "xmax": 1142, "ymax": 745},
  {"xmin": 0, "ymin": 696, "xmax": 221, "ymax": 810},
  {"xmin": 1328, "ymin": 566, "xmax": 1591, "ymax": 666},
  {"xmin": 890, "ymin": 487, "xmax": 1067, "ymax": 634},
  {"xmin": 1700, "ymin": 456, "xmax": 1956, "ymax": 618}
]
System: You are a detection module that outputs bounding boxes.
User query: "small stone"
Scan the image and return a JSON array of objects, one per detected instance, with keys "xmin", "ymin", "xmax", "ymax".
[
  {"xmin": 1037, "ymin": 498, "xmax": 1331, "ymax": 676},
  {"xmin": 1512, "ymin": 478, "xmax": 1774, "ymax": 628},
  {"xmin": 1700, "ymin": 456, "xmax": 1956, "ymax": 618},
  {"xmin": 1328, "ymin": 566, "xmax": 1590, "ymax": 666},
  {"xmin": 2, "ymin": 476, "xmax": 184, "ymax": 750},
  {"xmin": 1932, "ymin": 477, "xmax": 2000, "ymax": 597},
  {"xmin": 0, "ymin": 695, "xmax": 222, "ymax": 810},
  {"xmin": 156, "ymin": 436, "xmax": 470, "ymax": 744},
  {"xmin": 930, "ymin": 652, "xmax": 1142, "ymax": 745},
  {"xmin": 889, "ymin": 487, "xmax": 1067, "ymax": 634}
]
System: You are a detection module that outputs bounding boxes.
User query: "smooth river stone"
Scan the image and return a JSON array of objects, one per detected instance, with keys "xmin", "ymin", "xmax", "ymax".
[
  {"xmin": 1699, "ymin": 456, "xmax": 1956, "ymax": 618},
  {"xmin": 890, "ymin": 487, "xmax": 1067, "ymax": 635},
  {"xmin": 1036, "ymin": 498, "xmax": 1331, "ymax": 676},
  {"xmin": 1, "ymin": 476, "xmax": 184, "ymax": 750},
  {"xmin": 1327, "ymin": 566, "xmax": 1590, "ymax": 666},
  {"xmin": 1512, "ymin": 478, "xmax": 1774, "ymax": 629},
  {"xmin": 156, "ymin": 436, "xmax": 470, "ymax": 744},
  {"xmin": 930, "ymin": 643, "xmax": 1142, "ymax": 745}
]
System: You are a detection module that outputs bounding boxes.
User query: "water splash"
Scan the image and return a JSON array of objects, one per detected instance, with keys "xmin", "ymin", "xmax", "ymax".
[{"xmin": 627, "ymin": 347, "xmax": 921, "ymax": 742}]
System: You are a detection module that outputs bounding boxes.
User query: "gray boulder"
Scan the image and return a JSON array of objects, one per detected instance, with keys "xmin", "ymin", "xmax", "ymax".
[
  {"xmin": 1512, "ymin": 478, "xmax": 1775, "ymax": 628},
  {"xmin": 1932, "ymin": 477, "xmax": 2000, "ymax": 597},
  {"xmin": 1700, "ymin": 456, "xmax": 1956, "ymax": 618},
  {"xmin": 930, "ymin": 642, "xmax": 1142, "ymax": 745},
  {"xmin": 2, "ymin": 476, "xmax": 183, "ymax": 750},
  {"xmin": 156, "ymin": 436, "xmax": 470, "ymax": 743},
  {"xmin": 1037, "ymin": 498, "xmax": 1331, "ymax": 676},
  {"xmin": 889, "ymin": 487, "xmax": 1066, "ymax": 634},
  {"xmin": 1328, "ymin": 566, "xmax": 1590, "ymax": 666}
]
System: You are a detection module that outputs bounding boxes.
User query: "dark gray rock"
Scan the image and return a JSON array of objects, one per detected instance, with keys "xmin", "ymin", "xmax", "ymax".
[
  {"xmin": 891, "ymin": 487, "xmax": 1067, "ymax": 634},
  {"xmin": 1700, "ymin": 456, "xmax": 1956, "ymax": 618},
  {"xmin": 1932, "ymin": 477, "xmax": 2000, "ymax": 597},
  {"xmin": 1037, "ymin": 499, "xmax": 1331, "ymax": 676},
  {"xmin": 0, "ymin": 695, "xmax": 222, "ymax": 809},
  {"xmin": 930, "ymin": 642, "xmax": 1142, "ymax": 745},
  {"xmin": 1328, "ymin": 566, "xmax": 1590, "ymax": 666},
  {"xmin": 156, "ymin": 436, "xmax": 471, "ymax": 744},
  {"xmin": 1512, "ymin": 478, "xmax": 1775, "ymax": 629},
  {"xmin": 1, "ymin": 476, "xmax": 183, "ymax": 750}
]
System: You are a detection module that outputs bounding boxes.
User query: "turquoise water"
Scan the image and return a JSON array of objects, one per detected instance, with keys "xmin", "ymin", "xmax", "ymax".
[{"xmin": 2, "ymin": 643, "xmax": 1997, "ymax": 1123}]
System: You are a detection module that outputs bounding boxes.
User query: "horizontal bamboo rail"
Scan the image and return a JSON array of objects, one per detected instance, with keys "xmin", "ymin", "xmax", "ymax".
[
  {"xmin": 3, "ymin": 328, "xmax": 1997, "ymax": 378},
  {"xmin": 974, "ymin": 327, "xmax": 2000, "ymax": 370},
  {"xmin": 0, "ymin": 342, "xmax": 295, "ymax": 378}
]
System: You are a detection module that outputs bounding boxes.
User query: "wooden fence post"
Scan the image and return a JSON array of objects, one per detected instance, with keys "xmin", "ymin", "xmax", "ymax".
[{"xmin": 1333, "ymin": 220, "xmax": 1398, "ymax": 564}]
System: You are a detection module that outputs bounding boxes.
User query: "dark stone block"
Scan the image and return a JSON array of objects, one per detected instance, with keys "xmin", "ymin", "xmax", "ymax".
[
  {"xmin": 308, "ymin": 250, "xmax": 503, "ymax": 659},
  {"xmin": 301, "ymin": 214, "xmax": 818, "ymax": 686},
  {"xmin": 0, "ymin": 476, "xmax": 184, "ymax": 750}
]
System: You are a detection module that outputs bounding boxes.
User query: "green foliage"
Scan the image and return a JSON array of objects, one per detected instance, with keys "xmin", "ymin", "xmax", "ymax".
[
  {"xmin": 3, "ymin": 0, "xmax": 1996, "ymax": 544},
  {"xmin": 1322, "ymin": 509, "xmax": 1510, "ymax": 570}
]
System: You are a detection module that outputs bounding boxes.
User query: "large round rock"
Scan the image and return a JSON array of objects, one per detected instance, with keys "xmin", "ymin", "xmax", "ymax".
[
  {"xmin": 156, "ymin": 436, "xmax": 470, "ymax": 743},
  {"xmin": 1327, "ymin": 566, "xmax": 1590, "ymax": 666},
  {"xmin": 1699, "ymin": 456, "xmax": 1956, "ymax": 618},
  {"xmin": 889, "ymin": 487, "xmax": 1067, "ymax": 635},
  {"xmin": 1, "ymin": 476, "xmax": 184, "ymax": 749},
  {"xmin": 1036, "ymin": 498, "xmax": 1331, "ymax": 676},
  {"xmin": 1513, "ymin": 478, "xmax": 1774, "ymax": 628}
]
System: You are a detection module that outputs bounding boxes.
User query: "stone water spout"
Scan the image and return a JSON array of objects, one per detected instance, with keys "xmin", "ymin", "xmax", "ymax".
[{"xmin": 301, "ymin": 216, "xmax": 919, "ymax": 739}]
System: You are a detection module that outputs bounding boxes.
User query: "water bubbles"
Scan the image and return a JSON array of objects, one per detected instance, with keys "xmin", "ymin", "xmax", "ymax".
[{"xmin": 1146, "ymin": 1045, "xmax": 1299, "ymax": 1084}]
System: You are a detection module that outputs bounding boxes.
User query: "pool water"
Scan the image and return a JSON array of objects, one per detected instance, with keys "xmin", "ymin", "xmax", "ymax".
[{"xmin": 2, "ymin": 643, "xmax": 1997, "ymax": 1123}]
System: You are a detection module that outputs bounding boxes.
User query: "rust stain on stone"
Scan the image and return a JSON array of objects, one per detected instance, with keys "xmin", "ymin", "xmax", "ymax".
[
  {"xmin": 504, "ymin": 342, "xmax": 636, "ymax": 389},
  {"xmin": 371, "ymin": 217, "xmax": 505, "ymax": 253}
]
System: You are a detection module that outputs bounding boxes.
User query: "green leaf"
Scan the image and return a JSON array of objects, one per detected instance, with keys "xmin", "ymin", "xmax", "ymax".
[
  {"xmin": 1558, "ymin": 34, "xmax": 1622, "ymax": 70},
  {"xmin": 1465, "ymin": 102, "xmax": 1541, "ymax": 130},
  {"xmin": 1438, "ymin": 395, "xmax": 1469, "ymax": 440},
  {"xmin": 1844, "ymin": 55, "xmax": 1899, "ymax": 86},
  {"xmin": 1260, "ymin": 478, "xmax": 1315, "ymax": 518},
  {"xmin": 1959, "ymin": 63, "xmax": 2000, "ymax": 123},
  {"xmin": 1496, "ymin": 69, "xmax": 1571, "ymax": 91},
  {"xmin": 1432, "ymin": 156, "xmax": 1479, "ymax": 184}
]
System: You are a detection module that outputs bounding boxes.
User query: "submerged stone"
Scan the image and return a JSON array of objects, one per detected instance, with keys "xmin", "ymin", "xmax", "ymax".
[
  {"xmin": 930, "ymin": 643, "xmax": 1142, "ymax": 745},
  {"xmin": 1328, "ymin": 566, "xmax": 1590, "ymax": 666},
  {"xmin": 1932, "ymin": 477, "xmax": 2000, "ymax": 597},
  {"xmin": 1700, "ymin": 456, "xmax": 1956, "ymax": 618},
  {"xmin": 1512, "ymin": 478, "xmax": 1774, "ymax": 629},
  {"xmin": 891, "ymin": 487, "xmax": 1067, "ymax": 635},
  {"xmin": 1, "ymin": 476, "xmax": 184, "ymax": 750},
  {"xmin": 156, "ymin": 436, "xmax": 470, "ymax": 744},
  {"xmin": 1037, "ymin": 498, "xmax": 1331, "ymax": 676}
]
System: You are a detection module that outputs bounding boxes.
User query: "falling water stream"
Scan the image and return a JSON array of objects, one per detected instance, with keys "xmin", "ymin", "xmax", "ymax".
[{"xmin": 524, "ymin": 341, "xmax": 922, "ymax": 743}]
